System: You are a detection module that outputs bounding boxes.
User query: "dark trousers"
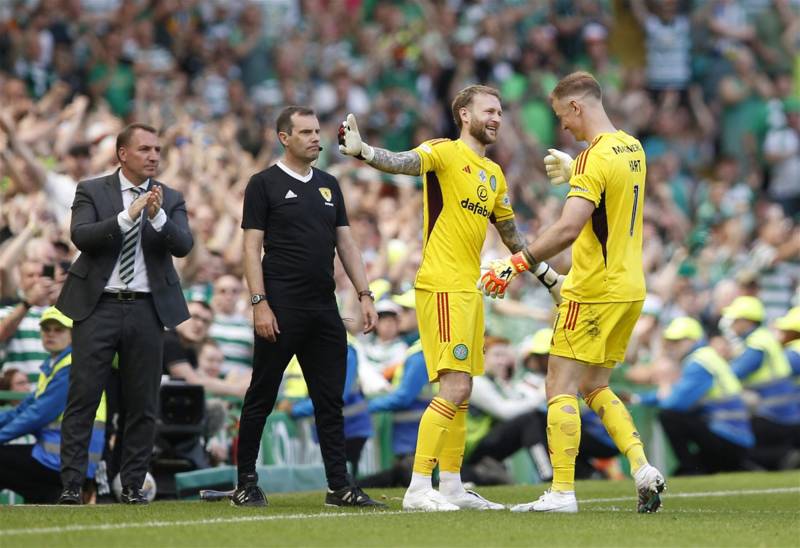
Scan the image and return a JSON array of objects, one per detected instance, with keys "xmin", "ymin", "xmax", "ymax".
[
  {"xmin": 359, "ymin": 454, "xmax": 414, "ymax": 488},
  {"xmin": 346, "ymin": 436, "xmax": 368, "ymax": 479},
  {"xmin": 468, "ymin": 411, "xmax": 547, "ymax": 465},
  {"xmin": 60, "ymin": 296, "xmax": 164, "ymax": 490},
  {"xmin": 237, "ymin": 306, "xmax": 349, "ymax": 490},
  {"xmin": 659, "ymin": 409, "xmax": 749, "ymax": 475},
  {"xmin": 0, "ymin": 445, "xmax": 62, "ymax": 503},
  {"xmin": 751, "ymin": 416, "xmax": 800, "ymax": 470}
]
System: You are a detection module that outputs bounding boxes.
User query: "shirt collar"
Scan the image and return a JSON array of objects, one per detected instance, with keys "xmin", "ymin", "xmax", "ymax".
[
  {"xmin": 277, "ymin": 160, "xmax": 313, "ymax": 183},
  {"xmin": 119, "ymin": 169, "xmax": 150, "ymax": 192}
]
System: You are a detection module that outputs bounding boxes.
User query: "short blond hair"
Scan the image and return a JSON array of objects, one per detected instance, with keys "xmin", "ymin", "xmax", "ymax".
[
  {"xmin": 550, "ymin": 71, "xmax": 602, "ymax": 101},
  {"xmin": 451, "ymin": 85, "xmax": 501, "ymax": 130}
]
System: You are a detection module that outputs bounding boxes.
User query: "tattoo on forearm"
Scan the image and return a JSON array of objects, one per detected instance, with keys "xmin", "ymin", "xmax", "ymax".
[
  {"xmin": 495, "ymin": 220, "xmax": 527, "ymax": 254},
  {"xmin": 367, "ymin": 148, "xmax": 421, "ymax": 176}
]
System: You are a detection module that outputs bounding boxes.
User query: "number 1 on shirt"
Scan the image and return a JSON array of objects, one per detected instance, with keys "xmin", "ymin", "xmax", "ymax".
[{"xmin": 629, "ymin": 184, "xmax": 640, "ymax": 237}]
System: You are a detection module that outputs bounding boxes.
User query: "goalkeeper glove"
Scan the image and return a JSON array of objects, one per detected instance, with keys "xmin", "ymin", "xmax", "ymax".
[
  {"xmin": 338, "ymin": 113, "xmax": 375, "ymax": 162},
  {"xmin": 543, "ymin": 148, "xmax": 573, "ymax": 185},
  {"xmin": 479, "ymin": 251, "xmax": 532, "ymax": 299},
  {"xmin": 533, "ymin": 262, "xmax": 565, "ymax": 305}
]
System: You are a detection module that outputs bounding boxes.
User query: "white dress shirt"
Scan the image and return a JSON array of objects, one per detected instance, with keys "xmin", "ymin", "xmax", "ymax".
[{"xmin": 104, "ymin": 170, "xmax": 167, "ymax": 292}]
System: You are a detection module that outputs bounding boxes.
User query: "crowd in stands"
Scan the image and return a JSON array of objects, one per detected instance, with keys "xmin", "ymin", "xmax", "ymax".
[{"xmin": 1, "ymin": 0, "xmax": 799, "ymax": 493}]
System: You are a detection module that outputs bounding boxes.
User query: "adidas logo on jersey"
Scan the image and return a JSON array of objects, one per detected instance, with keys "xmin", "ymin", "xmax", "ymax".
[
  {"xmin": 285, "ymin": 190, "xmax": 297, "ymax": 199},
  {"xmin": 462, "ymin": 165, "xmax": 472, "ymax": 174},
  {"xmin": 460, "ymin": 198, "xmax": 490, "ymax": 218}
]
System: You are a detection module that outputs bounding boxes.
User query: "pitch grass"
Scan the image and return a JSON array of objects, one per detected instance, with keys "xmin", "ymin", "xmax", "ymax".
[{"xmin": 1, "ymin": 471, "xmax": 798, "ymax": 547}]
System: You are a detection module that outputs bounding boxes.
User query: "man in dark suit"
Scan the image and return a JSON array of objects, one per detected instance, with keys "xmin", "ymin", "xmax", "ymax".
[{"xmin": 56, "ymin": 123, "xmax": 193, "ymax": 504}]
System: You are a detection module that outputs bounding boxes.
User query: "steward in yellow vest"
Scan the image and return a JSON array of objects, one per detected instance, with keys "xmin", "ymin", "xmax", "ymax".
[
  {"xmin": 641, "ymin": 317, "xmax": 754, "ymax": 475},
  {"xmin": 723, "ymin": 297, "xmax": 800, "ymax": 469},
  {"xmin": 0, "ymin": 307, "xmax": 106, "ymax": 503}
]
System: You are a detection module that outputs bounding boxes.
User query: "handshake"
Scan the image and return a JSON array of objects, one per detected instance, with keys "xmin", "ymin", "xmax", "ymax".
[
  {"xmin": 477, "ymin": 147, "xmax": 574, "ymax": 303},
  {"xmin": 479, "ymin": 253, "xmax": 565, "ymax": 304}
]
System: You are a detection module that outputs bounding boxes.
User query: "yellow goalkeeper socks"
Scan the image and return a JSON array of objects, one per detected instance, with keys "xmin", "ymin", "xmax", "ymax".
[
  {"xmin": 585, "ymin": 386, "xmax": 648, "ymax": 474},
  {"xmin": 438, "ymin": 402, "xmax": 468, "ymax": 473},
  {"xmin": 438, "ymin": 402, "xmax": 469, "ymax": 495},
  {"xmin": 547, "ymin": 394, "xmax": 581, "ymax": 492},
  {"xmin": 412, "ymin": 396, "xmax": 458, "ymax": 478}
]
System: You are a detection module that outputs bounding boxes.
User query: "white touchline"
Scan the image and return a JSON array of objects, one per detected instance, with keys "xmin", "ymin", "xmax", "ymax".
[
  {"xmin": 1, "ymin": 487, "xmax": 798, "ymax": 537},
  {"xmin": 0, "ymin": 510, "xmax": 407, "ymax": 536}
]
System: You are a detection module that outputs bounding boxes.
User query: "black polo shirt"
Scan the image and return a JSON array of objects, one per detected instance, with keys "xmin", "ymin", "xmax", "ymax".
[{"xmin": 241, "ymin": 162, "xmax": 349, "ymax": 310}]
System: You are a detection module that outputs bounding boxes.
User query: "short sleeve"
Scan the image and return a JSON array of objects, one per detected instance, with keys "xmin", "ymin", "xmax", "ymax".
[
  {"xmin": 333, "ymin": 179, "xmax": 349, "ymax": 227},
  {"xmin": 490, "ymin": 171, "xmax": 515, "ymax": 224},
  {"xmin": 241, "ymin": 174, "xmax": 269, "ymax": 230},
  {"xmin": 567, "ymin": 149, "xmax": 606, "ymax": 207},
  {"xmin": 412, "ymin": 139, "xmax": 451, "ymax": 174}
]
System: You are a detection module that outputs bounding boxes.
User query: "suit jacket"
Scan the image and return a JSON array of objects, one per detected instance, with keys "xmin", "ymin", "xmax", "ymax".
[{"xmin": 57, "ymin": 170, "xmax": 194, "ymax": 328}]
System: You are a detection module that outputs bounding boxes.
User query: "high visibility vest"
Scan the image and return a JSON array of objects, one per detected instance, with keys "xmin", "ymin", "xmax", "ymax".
[
  {"xmin": 31, "ymin": 350, "xmax": 107, "ymax": 477},
  {"xmin": 787, "ymin": 339, "xmax": 800, "ymax": 384},
  {"xmin": 741, "ymin": 327, "xmax": 800, "ymax": 424},
  {"xmin": 743, "ymin": 328, "xmax": 792, "ymax": 385},
  {"xmin": 281, "ymin": 357, "xmax": 308, "ymax": 399},
  {"xmin": 688, "ymin": 345, "xmax": 754, "ymax": 447}
]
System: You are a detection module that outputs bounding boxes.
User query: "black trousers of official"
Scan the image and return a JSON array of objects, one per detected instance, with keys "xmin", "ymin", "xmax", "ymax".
[
  {"xmin": 0, "ymin": 445, "xmax": 62, "ymax": 503},
  {"xmin": 237, "ymin": 306, "xmax": 349, "ymax": 490},
  {"xmin": 60, "ymin": 296, "xmax": 164, "ymax": 491},
  {"xmin": 659, "ymin": 409, "xmax": 750, "ymax": 475}
]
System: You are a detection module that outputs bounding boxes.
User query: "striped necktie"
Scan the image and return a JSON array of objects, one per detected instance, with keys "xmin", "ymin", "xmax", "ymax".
[{"xmin": 119, "ymin": 187, "xmax": 144, "ymax": 285}]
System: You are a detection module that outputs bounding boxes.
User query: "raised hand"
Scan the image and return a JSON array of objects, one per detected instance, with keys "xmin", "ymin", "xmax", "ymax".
[
  {"xmin": 543, "ymin": 149, "xmax": 573, "ymax": 185},
  {"xmin": 338, "ymin": 113, "xmax": 374, "ymax": 161},
  {"xmin": 478, "ymin": 252, "xmax": 532, "ymax": 299},
  {"xmin": 128, "ymin": 190, "xmax": 151, "ymax": 220},
  {"xmin": 147, "ymin": 184, "xmax": 163, "ymax": 219}
]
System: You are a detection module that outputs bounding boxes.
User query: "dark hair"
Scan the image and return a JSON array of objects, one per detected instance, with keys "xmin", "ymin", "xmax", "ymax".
[
  {"xmin": 116, "ymin": 123, "xmax": 158, "ymax": 162},
  {"xmin": 550, "ymin": 71, "xmax": 602, "ymax": 101},
  {"xmin": 67, "ymin": 143, "xmax": 91, "ymax": 158},
  {"xmin": 0, "ymin": 368, "xmax": 22, "ymax": 391},
  {"xmin": 275, "ymin": 106, "xmax": 316, "ymax": 135},
  {"xmin": 451, "ymin": 85, "xmax": 501, "ymax": 130}
]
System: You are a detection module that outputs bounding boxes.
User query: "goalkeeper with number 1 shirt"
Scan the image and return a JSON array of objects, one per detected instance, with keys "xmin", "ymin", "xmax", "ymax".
[
  {"xmin": 479, "ymin": 72, "xmax": 665, "ymax": 514},
  {"xmin": 339, "ymin": 85, "xmax": 563, "ymax": 511}
]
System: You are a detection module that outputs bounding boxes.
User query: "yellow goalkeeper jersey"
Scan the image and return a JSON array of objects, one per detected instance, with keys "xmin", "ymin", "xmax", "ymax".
[
  {"xmin": 413, "ymin": 138, "xmax": 515, "ymax": 293},
  {"xmin": 562, "ymin": 130, "xmax": 646, "ymax": 303}
]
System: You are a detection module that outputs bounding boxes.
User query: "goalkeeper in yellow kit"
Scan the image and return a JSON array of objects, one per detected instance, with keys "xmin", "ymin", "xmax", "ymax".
[
  {"xmin": 338, "ymin": 85, "xmax": 562, "ymax": 511},
  {"xmin": 479, "ymin": 72, "xmax": 666, "ymax": 513}
]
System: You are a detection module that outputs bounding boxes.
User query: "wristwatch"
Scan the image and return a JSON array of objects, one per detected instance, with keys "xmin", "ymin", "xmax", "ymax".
[
  {"xmin": 250, "ymin": 294, "xmax": 267, "ymax": 306},
  {"xmin": 357, "ymin": 290, "xmax": 375, "ymax": 301}
]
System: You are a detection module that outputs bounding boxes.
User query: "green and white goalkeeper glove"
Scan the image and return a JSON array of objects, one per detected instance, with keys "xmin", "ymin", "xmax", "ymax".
[
  {"xmin": 543, "ymin": 148, "xmax": 573, "ymax": 185},
  {"xmin": 338, "ymin": 113, "xmax": 375, "ymax": 162}
]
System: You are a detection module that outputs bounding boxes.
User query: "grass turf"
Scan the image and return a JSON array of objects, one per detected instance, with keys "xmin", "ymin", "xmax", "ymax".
[{"xmin": 1, "ymin": 470, "xmax": 798, "ymax": 547}]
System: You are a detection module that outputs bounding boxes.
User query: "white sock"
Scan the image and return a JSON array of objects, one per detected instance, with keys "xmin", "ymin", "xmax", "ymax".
[
  {"xmin": 407, "ymin": 472, "xmax": 432, "ymax": 493},
  {"xmin": 438, "ymin": 471, "xmax": 465, "ymax": 496}
]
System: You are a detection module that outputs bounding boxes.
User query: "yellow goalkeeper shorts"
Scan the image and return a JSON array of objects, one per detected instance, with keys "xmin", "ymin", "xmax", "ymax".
[
  {"xmin": 416, "ymin": 289, "xmax": 485, "ymax": 382},
  {"xmin": 550, "ymin": 299, "xmax": 644, "ymax": 367}
]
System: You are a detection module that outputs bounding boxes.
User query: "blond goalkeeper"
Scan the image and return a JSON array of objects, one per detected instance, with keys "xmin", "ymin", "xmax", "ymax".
[
  {"xmin": 479, "ymin": 72, "xmax": 666, "ymax": 513},
  {"xmin": 339, "ymin": 85, "xmax": 562, "ymax": 511}
]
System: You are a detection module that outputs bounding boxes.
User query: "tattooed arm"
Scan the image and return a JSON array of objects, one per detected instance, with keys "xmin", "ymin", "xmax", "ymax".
[
  {"xmin": 493, "ymin": 219, "xmax": 527, "ymax": 254},
  {"xmin": 492, "ymin": 218, "xmax": 565, "ymax": 300},
  {"xmin": 338, "ymin": 114, "xmax": 421, "ymax": 175},
  {"xmin": 366, "ymin": 148, "xmax": 422, "ymax": 176}
]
